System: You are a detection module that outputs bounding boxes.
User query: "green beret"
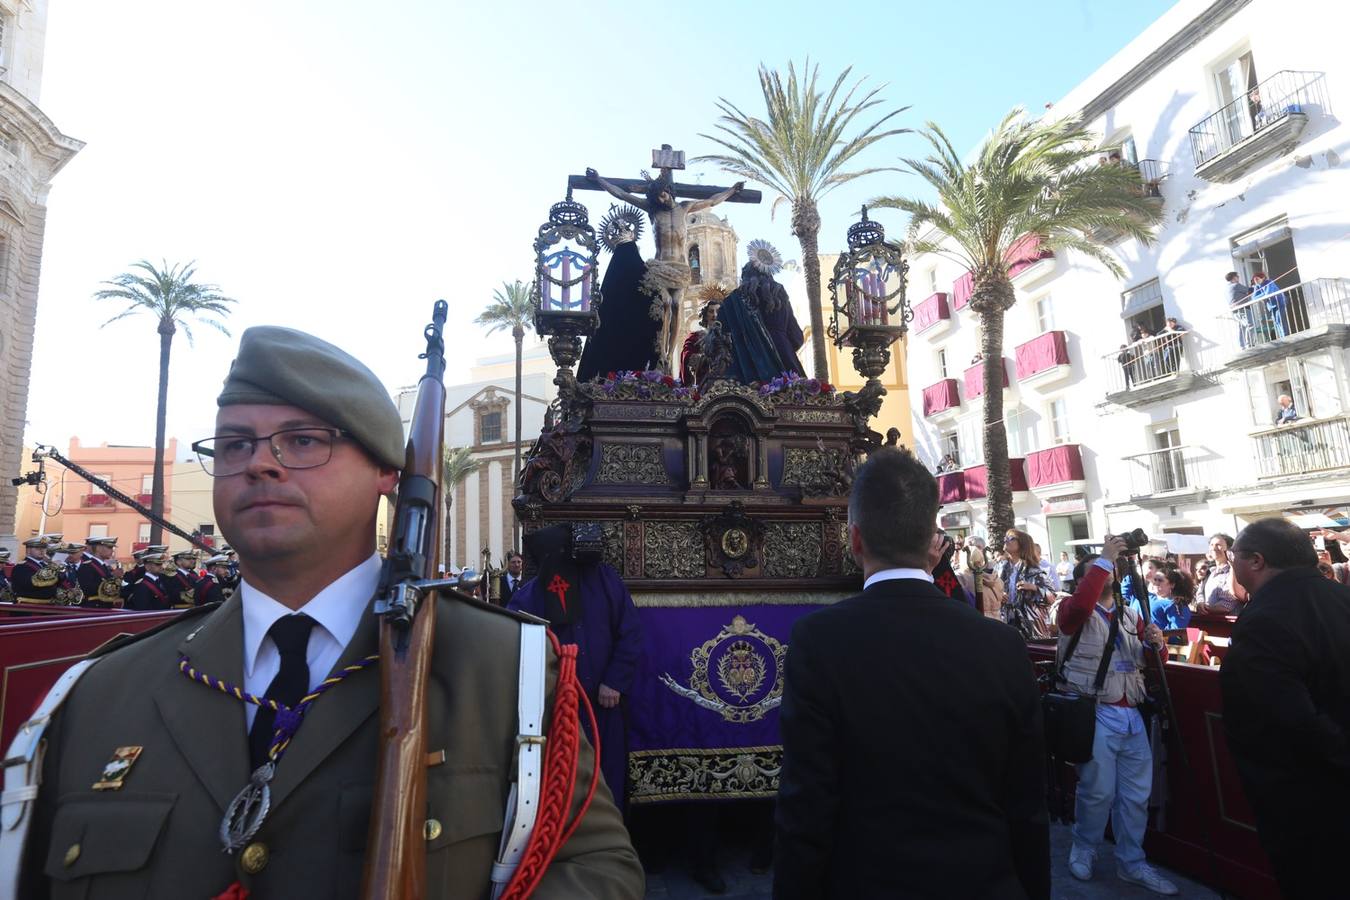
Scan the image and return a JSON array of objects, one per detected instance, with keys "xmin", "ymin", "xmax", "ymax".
[{"xmin": 217, "ymin": 326, "xmax": 405, "ymax": 470}]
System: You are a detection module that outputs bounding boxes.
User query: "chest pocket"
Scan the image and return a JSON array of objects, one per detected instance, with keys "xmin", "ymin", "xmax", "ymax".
[{"xmin": 44, "ymin": 791, "xmax": 176, "ymax": 894}]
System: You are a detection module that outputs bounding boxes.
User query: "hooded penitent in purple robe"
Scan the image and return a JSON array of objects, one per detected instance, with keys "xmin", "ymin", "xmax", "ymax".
[{"xmin": 509, "ymin": 560, "xmax": 643, "ymax": 811}]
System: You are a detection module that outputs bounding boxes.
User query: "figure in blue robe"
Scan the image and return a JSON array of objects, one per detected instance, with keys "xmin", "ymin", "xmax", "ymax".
[
  {"xmin": 717, "ymin": 261, "xmax": 805, "ymax": 383},
  {"xmin": 509, "ymin": 527, "xmax": 644, "ymax": 812}
]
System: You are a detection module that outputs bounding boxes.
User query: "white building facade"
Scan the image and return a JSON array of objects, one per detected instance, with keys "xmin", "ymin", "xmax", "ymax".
[
  {"xmin": 396, "ymin": 341, "xmax": 554, "ymax": 571},
  {"xmin": 905, "ymin": 0, "xmax": 1350, "ymax": 558},
  {"xmin": 0, "ymin": 0, "xmax": 83, "ymax": 553}
]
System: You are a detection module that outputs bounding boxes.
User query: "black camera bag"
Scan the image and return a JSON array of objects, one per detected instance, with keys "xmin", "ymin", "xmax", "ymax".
[{"xmin": 1042, "ymin": 606, "xmax": 1120, "ymax": 763}]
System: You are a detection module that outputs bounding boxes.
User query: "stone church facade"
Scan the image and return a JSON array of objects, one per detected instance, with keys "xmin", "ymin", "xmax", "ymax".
[{"xmin": 0, "ymin": 0, "xmax": 83, "ymax": 552}]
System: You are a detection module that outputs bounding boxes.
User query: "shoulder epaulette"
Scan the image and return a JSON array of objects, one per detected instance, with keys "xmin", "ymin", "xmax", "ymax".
[
  {"xmin": 87, "ymin": 602, "xmax": 222, "ymax": 659},
  {"xmin": 434, "ymin": 588, "xmax": 547, "ymax": 626}
]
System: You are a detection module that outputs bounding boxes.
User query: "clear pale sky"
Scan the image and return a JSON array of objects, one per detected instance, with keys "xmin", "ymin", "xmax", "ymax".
[{"xmin": 24, "ymin": 0, "xmax": 1177, "ymax": 457}]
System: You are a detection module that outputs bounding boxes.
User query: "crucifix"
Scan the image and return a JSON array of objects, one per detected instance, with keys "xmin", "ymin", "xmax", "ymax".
[{"xmin": 571, "ymin": 144, "xmax": 762, "ymax": 373}]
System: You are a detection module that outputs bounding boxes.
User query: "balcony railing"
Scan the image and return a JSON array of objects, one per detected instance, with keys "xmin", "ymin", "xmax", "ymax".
[
  {"xmin": 1123, "ymin": 446, "xmax": 1205, "ymax": 498},
  {"xmin": 1026, "ymin": 444, "xmax": 1085, "ymax": 494},
  {"xmin": 963, "ymin": 459, "xmax": 1028, "ymax": 501},
  {"xmin": 81, "ymin": 494, "xmax": 112, "ymax": 508},
  {"xmin": 1006, "ymin": 234, "xmax": 1054, "ymax": 281},
  {"xmin": 922, "ymin": 378, "xmax": 961, "ymax": 418},
  {"xmin": 1252, "ymin": 415, "xmax": 1350, "ymax": 479},
  {"xmin": 937, "ymin": 471, "xmax": 967, "ymax": 504},
  {"xmin": 1219, "ymin": 277, "xmax": 1350, "ymax": 355},
  {"xmin": 1189, "ymin": 70, "xmax": 1328, "ymax": 170},
  {"xmin": 1102, "ymin": 330, "xmax": 1185, "ymax": 392},
  {"xmin": 952, "ymin": 271, "xmax": 973, "ymax": 311}
]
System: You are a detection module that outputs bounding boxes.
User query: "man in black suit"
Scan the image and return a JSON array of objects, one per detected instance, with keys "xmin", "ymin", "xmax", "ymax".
[
  {"xmin": 500, "ymin": 549, "xmax": 524, "ymax": 605},
  {"xmin": 1221, "ymin": 518, "xmax": 1350, "ymax": 899},
  {"xmin": 774, "ymin": 447, "xmax": 1049, "ymax": 900}
]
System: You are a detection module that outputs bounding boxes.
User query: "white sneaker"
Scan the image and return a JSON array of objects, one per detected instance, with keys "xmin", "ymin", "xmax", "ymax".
[
  {"xmin": 1117, "ymin": 862, "xmax": 1180, "ymax": 895},
  {"xmin": 1067, "ymin": 844, "xmax": 1094, "ymax": 881}
]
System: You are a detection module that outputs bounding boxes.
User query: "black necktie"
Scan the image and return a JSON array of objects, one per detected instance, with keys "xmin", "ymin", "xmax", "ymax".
[{"xmin": 248, "ymin": 614, "xmax": 316, "ymax": 770}]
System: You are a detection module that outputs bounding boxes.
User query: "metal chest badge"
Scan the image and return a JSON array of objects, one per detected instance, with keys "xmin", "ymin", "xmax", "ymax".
[{"xmin": 91, "ymin": 746, "xmax": 143, "ymax": 790}]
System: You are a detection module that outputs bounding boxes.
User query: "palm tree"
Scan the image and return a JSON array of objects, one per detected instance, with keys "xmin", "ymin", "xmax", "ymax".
[
  {"xmin": 474, "ymin": 280, "xmax": 534, "ymax": 541},
  {"xmin": 94, "ymin": 260, "xmax": 236, "ymax": 544},
  {"xmin": 695, "ymin": 60, "xmax": 909, "ymax": 379},
  {"xmin": 441, "ymin": 445, "xmax": 480, "ymax": 570},
  {"xmin": 872, "ymin": 109, "xmax": 1163, "ymax": 538}
]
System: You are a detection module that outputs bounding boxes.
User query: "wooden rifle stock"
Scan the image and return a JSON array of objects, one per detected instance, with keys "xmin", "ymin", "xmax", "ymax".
[{"xmin": 361, "ymin": 301, "xmax": 449, "ymax": 900}]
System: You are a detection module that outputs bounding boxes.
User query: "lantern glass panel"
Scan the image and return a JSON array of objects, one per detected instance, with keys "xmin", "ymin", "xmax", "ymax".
[{"xmin": 539, "ymin": 240, "xmax": 594, "ymax": 313}]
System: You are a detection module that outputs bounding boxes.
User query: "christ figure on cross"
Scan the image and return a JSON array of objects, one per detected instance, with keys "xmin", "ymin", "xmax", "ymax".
[{"xmin": 584, "ymin": 165, "xmax": 744, "ymax": 373}]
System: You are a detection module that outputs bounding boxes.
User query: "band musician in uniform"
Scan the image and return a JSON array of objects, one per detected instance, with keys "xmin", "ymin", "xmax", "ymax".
[
  {"xmin": 125, "ymin": 552, "xmax": 173, "ymax": 610},
  {"xmin": 77, "ymin": 536, "xmax": 125, "ymax": 608},
  {"xmin": 11, "ymin": 325, "xmax": 642, "ymax": 899},
  {"xmin": 196, "ymin": 554, "xmax": 233, "ymax": 605},
  {"xmin": 10, "ymin": 536, "xmax": 59, "ymax": 602}
]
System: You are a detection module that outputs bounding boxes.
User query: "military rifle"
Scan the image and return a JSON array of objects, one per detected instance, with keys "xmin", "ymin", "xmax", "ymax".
[{"xmin": 361, "ymin": 301, "xmax": 448, "ymax": 900}]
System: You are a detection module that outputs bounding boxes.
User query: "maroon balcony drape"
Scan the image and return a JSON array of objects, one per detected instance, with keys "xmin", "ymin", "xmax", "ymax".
[
  {"xmin": 1026, "ymin": 444, "xmax": 1084, "ymax": 488},
  {"xmin": 964, "ymin": 359, "xmax": 1009, "ymax": 399},
  {"xmin": 938, "ymin": 472, "xmax": 967, "ymax": 504},
  {"xmin": 1014, "ymin": 330, "xmax": 1070, "ymax": 379},
  {"xmin": 922, "ymin": 378, "xmax": 961, "ymax": 417},
  {"xmin": 952, "ymin": 272, "xmax": 974, "ymax": 310},
  {"xmin": 913, "ymin": 292, "xmax": 950, "ymax": 332},
  {"xmin": 1006, "ymin": 234, "xmax": 1054, "ymax": 278}
]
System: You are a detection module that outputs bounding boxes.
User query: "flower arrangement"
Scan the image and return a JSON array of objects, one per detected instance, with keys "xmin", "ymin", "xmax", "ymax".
[
  {"xmin": 752, "ymin": 371, "xmax": 837, "ymax": 404},
  {"xmin": 595, "ymin": 369, "xmax": 699, "ymax": 401}
]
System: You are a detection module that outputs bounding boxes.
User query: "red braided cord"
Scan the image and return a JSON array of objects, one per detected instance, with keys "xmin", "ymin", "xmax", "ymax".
[{"xmin": 499, "ymin": 632, "xmax": 601, "ymax": 899}]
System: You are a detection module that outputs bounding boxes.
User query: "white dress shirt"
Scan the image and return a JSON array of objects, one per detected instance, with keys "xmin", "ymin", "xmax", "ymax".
[
  {"xmin": 239, "ymin": 553, "xmax": 380, "ymax": 730},
  {"xmin": 863, "ymin": 567, "xmax": 934, "ymax": 590}
]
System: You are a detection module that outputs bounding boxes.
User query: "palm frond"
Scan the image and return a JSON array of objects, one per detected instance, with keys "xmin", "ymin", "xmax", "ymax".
[{"xmin": 475, "ymin": 280, "xmax": 535, "ymax": 335}]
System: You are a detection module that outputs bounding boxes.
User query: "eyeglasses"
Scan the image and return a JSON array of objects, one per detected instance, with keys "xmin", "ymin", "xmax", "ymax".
[
  {"xmin": 1002, "ymin": 536, "xmax": 1017, "ymax": 544},
  {"xmin": 192, "ymin": 428, "xmax": 351, "ymax": 477}
]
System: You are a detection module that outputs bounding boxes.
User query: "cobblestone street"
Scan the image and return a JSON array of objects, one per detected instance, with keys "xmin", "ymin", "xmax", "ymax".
[{"xmin": 643, "ymin": 823, "xmax": 1221, "ymax": 899}]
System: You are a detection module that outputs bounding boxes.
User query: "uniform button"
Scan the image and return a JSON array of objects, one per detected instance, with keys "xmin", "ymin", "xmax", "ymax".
[
  {"xmin": 424, "ymin": 818, "xmax": 442, "ymax": 841},
  {"xmin": 240, "ymin": 842, "xmax": 269, "ymax": 874},
  {"xmin": 63, "ymin": 843, "xmax": 80, "ymax": 867}
]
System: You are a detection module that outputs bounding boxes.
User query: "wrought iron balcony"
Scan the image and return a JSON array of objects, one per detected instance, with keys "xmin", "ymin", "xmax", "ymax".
[
  {"xmin": 1122, "ymin": 446, "xmax": 1209, "ymax": 502},
  {"xmin": 1190, "ymin": 71, "xmax": 1329, "ymax": 182},
  {"xmin": 81, "ymin": 494, "xmax": 112, "ymax": 508},
  {"xmin": 963, "ymin": 459, "xmax": 1029, "ymax": 501},
  {"xmin": 1218, "ymin": 277, "xmax": 1350, "ymax": 364},
  {"xmin": 964, "ymin": 358, "xmax": 1009, "ymax": 401},
  {"xmin": 1101, "ymin": 330, "xmax": 1213, "ymax": 406},
  {"xmin": 1252, "ymin": 415, "xmax": 1350, "ymax": 479},
  {"xmin": 1026, "ymin": 444, "xmax": 1086, "ymax": 497}
]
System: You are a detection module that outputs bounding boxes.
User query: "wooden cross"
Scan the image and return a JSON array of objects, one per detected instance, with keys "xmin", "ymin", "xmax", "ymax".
[{"xmin": 569, "ymin": 143, "xmax": 763, "ymax": 204}]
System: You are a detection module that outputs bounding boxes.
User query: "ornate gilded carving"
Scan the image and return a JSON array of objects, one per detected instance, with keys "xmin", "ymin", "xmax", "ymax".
[
  {"xmin": 688, "ymin": 380, "xmax": 777, "ymax": 418},
  {"xmin": 762, "ymin": 522, "xmax": 822, "ymax": 579},
  {"xmin": 593, "ymin": 402, "xmax": 685, "ymax": 420},
  {"xmin": 629, "ymin": 747, "xmax": 782, "ymax": 803},
  {"xmin": 820, "ymin": 516, "xmax": 847, "ymax": 576},
  {"xmin": 782, "ymin": 408, "xmax": 845, "ymax": 424},
  {"xmin": 596, "ymin": 443, "xmax": 668, "ymax": 485},
  {"xmin": 643, "ymin": 522, "xmax": 704, "ymax": 579},
  {"xmin": 601, "ymin": 521, "xmax": 624, "ymax": 571},
  {"xmin": 518, "ymin": 417, "xmax": 592, "ymax": 503},
  {"xmin": 659, "ymin": 615, "xmax": 787, "ymax": 724},
  {"xmin": 624, "ymin": 521, "xmax": 643, "ymax": 578},
  {"xmin": 700, "ymin": 502, "xmax": 764, "ymax": 578},
  {"xmin": 781, "ymin": 446, "xmax": 853, "ymax": 497}
]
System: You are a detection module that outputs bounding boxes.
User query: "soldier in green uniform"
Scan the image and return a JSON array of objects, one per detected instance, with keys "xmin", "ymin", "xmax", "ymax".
[{"xmin": 15, "ymin": 325, "xmax": 643, "ymax": 899}]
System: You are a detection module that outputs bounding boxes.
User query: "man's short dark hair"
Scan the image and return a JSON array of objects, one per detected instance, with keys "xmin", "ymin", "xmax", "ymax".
[
  {"xmin": 1234, "ymin": 518, "xmax": 1318, "ymax": 569},
  {"xmin": 1226, "ymin": 271, "xmax": 1240, "ymax": 282},
  {"xmin": 1209, "ymin": 532, "xmax": 1234, "ymax": 550},
  {"xmin": 1072, "ymin": 553, "xmax": 1100, "ymax": 583},
  {"xmin": 505, "ymin": 549, "xmax": 522, "ymax": 562},
  {"xmin": 848, "ymin": 447, "xmax": 937, "ymax": 567}
]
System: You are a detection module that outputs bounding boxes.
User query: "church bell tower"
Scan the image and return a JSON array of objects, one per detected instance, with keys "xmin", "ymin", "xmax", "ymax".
[{"xmin": 677, "ymin": 211, "xmax": 739, "ymax": 356}]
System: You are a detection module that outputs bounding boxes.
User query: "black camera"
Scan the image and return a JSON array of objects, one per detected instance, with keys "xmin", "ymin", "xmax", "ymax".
[{"xmin": 1120, "ymin": 528, "xmax": 1151, "ymax": 553}]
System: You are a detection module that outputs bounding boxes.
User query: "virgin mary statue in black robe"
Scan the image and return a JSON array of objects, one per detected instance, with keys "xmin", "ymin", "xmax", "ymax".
[
  {"xmin": 717, "ymin": 261, "xmax": 806, "ymax": 383},
  {"xmin": 577, "ymin": 217, "xmax": 662, "ymax": 381}
]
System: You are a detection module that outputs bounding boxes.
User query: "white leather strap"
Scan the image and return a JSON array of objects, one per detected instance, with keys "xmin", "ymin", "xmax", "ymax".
[
  {"xmin": 490, "ymin": 623, "xmax": 548, "ymax": 898},
  {"xmin": 1, "ymin": 658, "xmax": 100, "ymax": 900}
]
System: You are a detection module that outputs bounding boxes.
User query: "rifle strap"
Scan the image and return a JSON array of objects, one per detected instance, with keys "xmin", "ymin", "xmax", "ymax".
[{"xmin": 491, "ymin": 623, "xmax": 548, "ymax": 897}]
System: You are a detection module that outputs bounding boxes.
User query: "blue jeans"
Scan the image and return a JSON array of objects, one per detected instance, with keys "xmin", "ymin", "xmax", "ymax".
[{"xmin": 1072, "ymin": 708, "xmax": 1152, "ymax": 867}]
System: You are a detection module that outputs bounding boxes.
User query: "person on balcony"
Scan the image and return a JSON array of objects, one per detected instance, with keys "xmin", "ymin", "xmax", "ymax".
[
  {"xmin": 1226, "ymin": 272, "xmax": 1253, "ymax": 349},
  {"xmin": 1116, "ymin": 344, "xmax": 1135, "ymax": 389},
  {"xmin": 1274, "ymin": 393, "xmax": 1299, "ymax": 426},
  {"xmin": 1160, "ymin": 317, "xmax": 1186, "ymax": 374},
  {"xmin": 1251, "ymin": 271, "xmax": 1288, "ymax": 340}
]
